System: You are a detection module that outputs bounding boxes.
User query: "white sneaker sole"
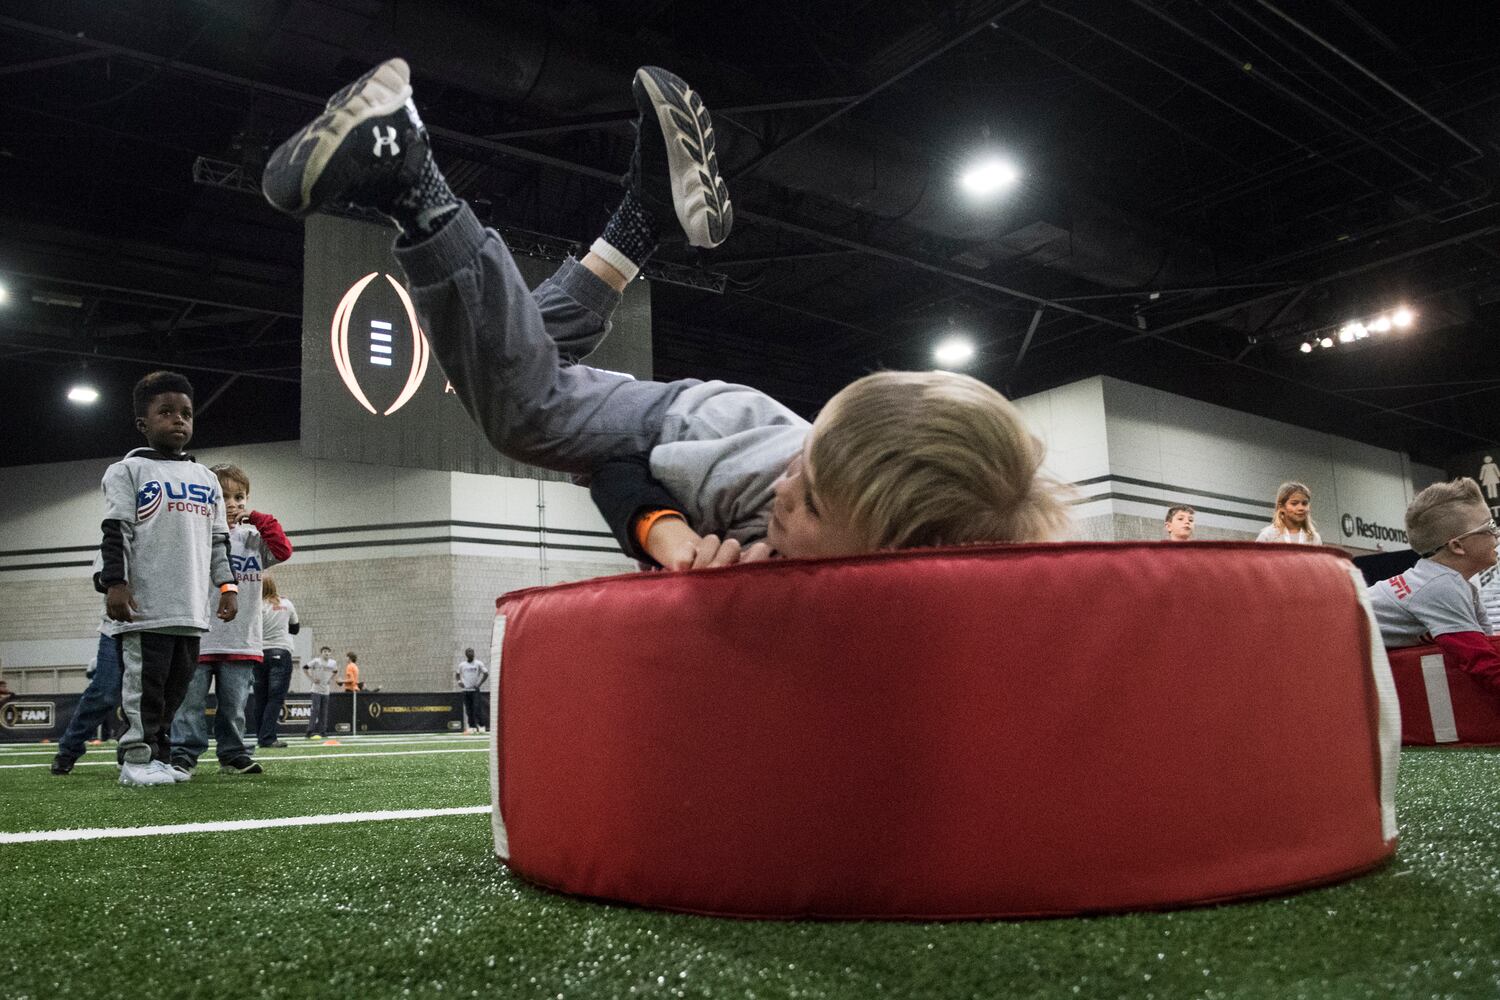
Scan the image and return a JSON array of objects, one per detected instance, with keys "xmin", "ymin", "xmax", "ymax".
[{"xmin": 634, "ymin": 67, "xmax": 733, "ymax": 249}]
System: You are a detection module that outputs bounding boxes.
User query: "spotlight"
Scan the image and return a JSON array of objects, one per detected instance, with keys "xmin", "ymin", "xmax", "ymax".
[
  {"xmin": 67, "ymin": 384, "xmax": 100, "ymax": 405},
  {"xmin": 0, "ymin": 282, "xmax": 8, "ymax": 305},
  {"xmin": 1299, "ymin": 342, "xmax": 1313, "ymax": 354},
  {"xmin": 1338, "ymin": 322, "xmax": 1366, "ymax": 343},
  {"xmin": 958, "ymin": 157, "xmax": 1021, "ymax": 197},
  {"xmin": 933, "ymin": 336, "xmax": 976, "ymax": 368},
  {"xmin": 1319, "ymin": 337, "xmax": 1334, "ymax": 349},
  {"xmin": 1368, "ymin": 316, "xmax": 1391, "ymax": 334},
  {"xmin": 1391, "ymin": 306, "xmax": 1415, "ymax": 328}
]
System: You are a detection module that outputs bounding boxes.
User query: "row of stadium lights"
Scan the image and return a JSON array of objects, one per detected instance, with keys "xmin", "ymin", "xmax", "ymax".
[{"xmin": 1299, "ymin": 306, "xmax": 1415, "ymax": 354}]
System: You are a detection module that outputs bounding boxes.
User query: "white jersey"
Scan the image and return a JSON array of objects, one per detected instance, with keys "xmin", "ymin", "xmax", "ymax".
[
  {"xmin": 99, "ymin": 449, "xmax": 231, "ymax": 635},
  {"xmin": 1255, "ymin": 525, "xmax": 1322, "ymax": 545},
  {"xmin": 304, "ymin": 656, "xmax": 339, "ymax": 695},
  {"xmin": 457, "ymin": 659, "xmax": 489, "ymax": 691},
  {"xmin": 1367, "ymin": 557, "xmax": 1492, "ymax": 647},
  {"xmin": 200, "ymin": 522, "xmax": 283, "ymax": 657},
  {"xmin": 1473, "ymin": 565, "xmax": 1500, "ymax": 633},
  {"xmin": 261, "ymin": 597, "xmax": 298, "ymax": 651}
]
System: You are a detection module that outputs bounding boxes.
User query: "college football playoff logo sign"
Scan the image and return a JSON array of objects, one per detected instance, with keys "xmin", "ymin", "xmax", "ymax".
[{"xmin": 331, "ymin": 271, "xmax": 432, "ymax": 416}]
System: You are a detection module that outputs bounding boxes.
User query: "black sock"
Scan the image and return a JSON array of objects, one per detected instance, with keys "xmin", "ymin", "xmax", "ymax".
[
  {"xmin": 388, "ymin": 155, "xmax": 460, "ymax": 240},
  {"xmin": 599, "ymin": 190, "xmax": 660, "ymax": 271}
]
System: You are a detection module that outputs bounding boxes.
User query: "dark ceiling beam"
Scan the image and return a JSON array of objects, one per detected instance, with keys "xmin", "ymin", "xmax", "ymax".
[
  {"xmin": 0, "ymin": 329, "xmax": 299, "ymax": 383},
  {"xmin": 1253, "ymin": 0, "xmax": 1486, "ymax": 160},
  {"xmin": 997, "ymin": 26, "xmax": 1245, "ymax": 171},
  {"xmin": 0, "ymin": 14, "xmax": 1144, "ymax": 333},
  {"xmin": 0, "ymin": 49, "xmax": 110, "ymax": 76},
  {"xmin": 1034, "ymin": 2, "xmax": 1385, "ymax": 201},
  {"xmin": 1123, "ymin": 0, "xmax": 1444, "ymax": 189},
  {"xmin": 738, "ymin": 208, "xmax": 1140, "ymax": 333},
  {"xmin": 482, "ymin": 95, "xmax": 861, "ymax": 141},
  {"xmin": 0, "ymin": 264, "xmax": 299, "ymax": 321},
  {"xmin": 727, "ymin": 0, "xmax": 1033, "ymax": 183},
  {"xmin": 1146, "ymin": 222, "xmax": 1500, "ymax": 336}
]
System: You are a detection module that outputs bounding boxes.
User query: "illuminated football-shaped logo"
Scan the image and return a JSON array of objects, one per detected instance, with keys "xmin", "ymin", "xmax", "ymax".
[{"xmin": 331, "ymin": 272, "xmax": 432, "ymax": 416}]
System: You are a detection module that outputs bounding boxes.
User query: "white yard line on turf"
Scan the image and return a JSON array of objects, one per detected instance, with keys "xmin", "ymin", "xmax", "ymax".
[
  {"xmin": 0, "ymin": 736, "xmax": 488, "ymax": 756},
  {"xmin": 0, "ymin": 805, "xmax": 491, "ymax": 844},
  {"xmin": 0, "ymin": 747, "xmax": 488, "ymax": 769}
]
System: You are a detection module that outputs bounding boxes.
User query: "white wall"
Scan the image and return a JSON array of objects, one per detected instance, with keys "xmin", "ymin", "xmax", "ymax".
[{"xmin": 1015, "ymin": 376, "xmax": 1433, "ymax": 548}]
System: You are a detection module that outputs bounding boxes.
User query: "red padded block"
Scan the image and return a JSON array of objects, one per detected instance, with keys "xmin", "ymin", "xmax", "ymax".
[
  {"xmin": 493, "ymin": 542, "xmax": 1396, "ymax": 919},
  {"xmin": 1386, "ymin": 638, "xmax": 1500, "ymax": 746}
]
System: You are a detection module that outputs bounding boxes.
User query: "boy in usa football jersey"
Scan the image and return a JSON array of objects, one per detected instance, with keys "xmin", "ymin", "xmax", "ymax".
[
  {"xmin": 170, "ymin": 463, "xmax": 292, "ymax": 776},
  {"xmin": 99, "ymin": 371, "xmax": 237, "ymax": 787},
  {"xmin": 1367, "ymin": 477, "xmax": 1500, "ymax": 693}
]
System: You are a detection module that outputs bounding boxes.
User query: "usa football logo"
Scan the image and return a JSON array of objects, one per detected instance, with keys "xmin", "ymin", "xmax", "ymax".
[{"xmin": 136, "ymin": 481, "xmax": 163, "ymax": 521}]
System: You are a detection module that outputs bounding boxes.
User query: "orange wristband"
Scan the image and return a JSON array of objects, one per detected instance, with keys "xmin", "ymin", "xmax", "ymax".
[
  {"xmin": 219, "ymin": 583, "xmax": 239, "ymax": 594},
  {"xmin": 634, "ymin": 508, "xmax": 685, "ymax": 552}
]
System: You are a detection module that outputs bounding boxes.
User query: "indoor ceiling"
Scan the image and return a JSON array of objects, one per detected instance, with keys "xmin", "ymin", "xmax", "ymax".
[{"xmin": 2, "ymin": 0, "xmax": 1498, "ymax": 469}]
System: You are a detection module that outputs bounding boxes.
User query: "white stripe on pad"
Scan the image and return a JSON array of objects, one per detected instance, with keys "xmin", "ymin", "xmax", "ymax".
[{"xmin": 1419, "ymin": 653, "xmax": 1459, "ymax": 743}]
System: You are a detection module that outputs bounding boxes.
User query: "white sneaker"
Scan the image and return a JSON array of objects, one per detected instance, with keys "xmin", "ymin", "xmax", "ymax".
[
  {"xmin": 119, "ymin": 761, "xmax": 174, "ymax": 786},
  {"xmin": 152, "ymin": 760, "xmax": 192, "ymax": 782}
]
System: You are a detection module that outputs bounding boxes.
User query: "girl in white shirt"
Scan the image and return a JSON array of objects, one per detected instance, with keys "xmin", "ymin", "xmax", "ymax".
[
  {"xmin": 1256, "ymin": 481, "xmax": 1322, "ymax": 545},
  {"xmin": 252, "ymin": 573, "xmax": 300, "ymax": 747}
]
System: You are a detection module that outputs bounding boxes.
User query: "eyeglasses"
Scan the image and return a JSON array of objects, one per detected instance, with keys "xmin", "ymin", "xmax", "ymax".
[{"xmin": 1422, "ymin": 519, "xmax": 1500, "ymax": 557}]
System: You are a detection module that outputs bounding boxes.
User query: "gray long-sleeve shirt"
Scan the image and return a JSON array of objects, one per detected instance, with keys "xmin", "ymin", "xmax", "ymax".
[
  {"xmin": 649, "ymin": 382, "xmax": 810, "ymax": 545},
  {"xmin": 98, "ymin": 448, "xmax": 232, "ymax": 635}
]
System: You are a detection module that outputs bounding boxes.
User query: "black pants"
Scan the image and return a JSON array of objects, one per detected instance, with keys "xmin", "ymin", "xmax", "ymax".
[
  {"xmin": 118, "ymin": 631, "xmax": 201, "ymax": 765},
  {"xmin": 463, "ymin": 689, "xmax": 485, "ymax": 730},
  {"xmin": 249, "ymin": 649, "xmax": 294, "ymax": 746}
]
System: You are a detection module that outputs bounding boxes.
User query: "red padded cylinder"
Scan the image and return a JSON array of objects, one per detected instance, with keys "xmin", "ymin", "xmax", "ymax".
[
  {"xmin": 492, "ymin": 542, "xmax": 1397, "ymax": 919},
  {"xmin": 1386, "ymin": 637, "xmax": 1500, "ymax": 746}
]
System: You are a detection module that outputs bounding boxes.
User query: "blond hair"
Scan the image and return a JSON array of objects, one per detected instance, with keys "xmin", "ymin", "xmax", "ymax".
[
  {"xmin": 807, "ymin": 371, "xmax": 1071, "ymax": 551},
  {"xmin": 262, "ymin": 573, "xmax": 280, "ymax": 603},
  {"xmin": 1407, "ymin": 478, "xmax": 1488, "ymax": 555},
  {"xmin": 211, "ymin": 463, "xmax": 250, "ymax": 492},
  {"xmin": 1270, "ymin": 481, "xmax": 1318, "ymax": 540}
]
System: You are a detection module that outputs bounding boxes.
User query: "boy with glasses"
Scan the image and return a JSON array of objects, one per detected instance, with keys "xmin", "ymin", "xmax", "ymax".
[{"xmin": 1367, "ymin": 477, "xmax": 1500, "ymax": 693}]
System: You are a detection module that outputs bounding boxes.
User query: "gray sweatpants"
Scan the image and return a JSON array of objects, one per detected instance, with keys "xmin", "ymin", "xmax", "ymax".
[{"xmin": 393, "ymin": 204, "xmax": 696, "ymax": 475}]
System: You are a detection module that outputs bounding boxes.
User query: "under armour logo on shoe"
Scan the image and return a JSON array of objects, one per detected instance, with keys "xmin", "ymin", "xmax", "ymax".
[{"xmin": 372, "ymin": 126, "xmax": 400, "ymax": 157}]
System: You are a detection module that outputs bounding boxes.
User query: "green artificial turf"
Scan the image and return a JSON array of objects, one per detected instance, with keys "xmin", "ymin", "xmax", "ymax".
[{"xmin": 1, "ymin": 744, "xmax": 1497, "ymax": 1000}]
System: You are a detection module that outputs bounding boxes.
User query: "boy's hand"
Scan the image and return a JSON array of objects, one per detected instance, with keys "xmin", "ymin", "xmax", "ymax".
[
  {"xmin": 105, "ymin": 583, "xmax": 139, "ymax": 622},
  {"xmin": 645, "ymin": 517, "xmax": 773, "ymax": 570},
  {"xmin": 217, "ymin": 591, "xmax": 239, "ymax": 621}
]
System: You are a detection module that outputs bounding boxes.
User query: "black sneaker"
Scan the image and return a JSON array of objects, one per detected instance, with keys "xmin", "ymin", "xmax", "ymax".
[
  {"xmin": 628, "ymin": 67, "xmax": 733, "ymax": 249},
  {"xmin": 219, "ymin": 756, "xmax": 264, "ymax": 775},
  {"xmin": 49, "ymin": 755, "xmax": 76, "ymax": 775},
  {"xmin": 262, "ymin": 58, "xmax": 426, "ymax": 219},
  {"xmin": 259, "ymin": 740, "xmax": 288, "ymax": 749}
]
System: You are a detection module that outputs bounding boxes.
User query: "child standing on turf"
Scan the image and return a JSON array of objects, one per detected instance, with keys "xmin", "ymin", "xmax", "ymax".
[
  {"xmin": 261, "ymin": 60, "xmax": 1072, "ymax": 565},
  {"xmin": 1368, "ymin": 478, "xmax": 1500, "ymax": 694},
  {"xmin": 99, "ymin": 371, "xmax": 237, "ymax": 787},
  {"xmin": 252, "ymin": 573, "xmax": 299, "ymax": 749},
  {"xmin": 303, "ymin": 645, "xmax": 339, "ymax": 738},
  {"xmin": 170, "ymin": 464, "xmax": 292, "ymax": 776}
]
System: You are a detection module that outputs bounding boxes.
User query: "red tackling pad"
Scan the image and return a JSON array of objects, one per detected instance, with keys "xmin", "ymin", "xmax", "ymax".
[
  {"xmin": 490, "ymin": 542, "xmax": 1398, "ymax": 919},
  {"xmin": 1386, "ymin": 637, "xmax": 1500, "ymax": 746}
]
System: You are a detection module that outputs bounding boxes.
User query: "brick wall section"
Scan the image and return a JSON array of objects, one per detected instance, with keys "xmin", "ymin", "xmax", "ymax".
[{"xmin": 0, "ymin": 578, "xmax": 102, "ymax": 645}]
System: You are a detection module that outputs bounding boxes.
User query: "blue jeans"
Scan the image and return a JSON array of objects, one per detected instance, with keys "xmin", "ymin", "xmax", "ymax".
[
  {"xmin": 170, "ymin": 662, "xmax": 255, "ymax": 766},
  {"xmin": 250, "ymin": 650, "xmax": 294, "ymax": 746},
  {"xmin": 58, "ymin": 633, "xmax": 123, "ymax": 762}
]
